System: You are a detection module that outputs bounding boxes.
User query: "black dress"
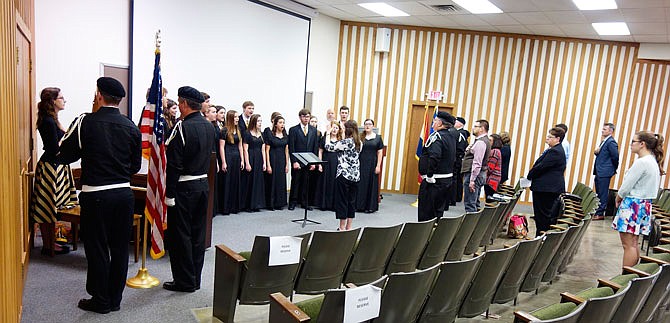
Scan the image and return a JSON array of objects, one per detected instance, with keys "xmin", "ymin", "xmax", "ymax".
[
  {"xmin": 357, "ymin": 135, "xmax": 384, "ymax": 212},
  {"xmin": 314, "ymin": 136, "xmax": 339, "ymax": 210},
  {"xmin": 265, "ymin": 131, "xmax": 289, "ymax": 209},
  {"xmin": 243, "ymin": 131, "xmax": 266, "ymax": 211},
  {"xmin": 220, "ymin": 128, "xmax": 242, "ymax": 215}
]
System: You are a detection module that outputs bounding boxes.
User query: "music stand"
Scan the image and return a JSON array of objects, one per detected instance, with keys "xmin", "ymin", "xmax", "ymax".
[{"xmin": 291, "ymin": 152, "xmax": 327, "ymax": 228}]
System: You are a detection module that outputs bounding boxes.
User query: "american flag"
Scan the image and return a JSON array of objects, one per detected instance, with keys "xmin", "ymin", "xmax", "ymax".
[
  {"xmin": 139, "ymin": 50, "xmax": 167, "ymax": 259},
  {"xmin": 415, "ymin": 103, "xmax": 438, "ymax": 183}
]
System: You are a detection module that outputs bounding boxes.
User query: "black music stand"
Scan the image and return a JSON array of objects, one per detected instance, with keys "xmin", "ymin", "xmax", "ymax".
[{"xmin": 290, "ymin": 152, "xmax": 327, "ymax": 228}]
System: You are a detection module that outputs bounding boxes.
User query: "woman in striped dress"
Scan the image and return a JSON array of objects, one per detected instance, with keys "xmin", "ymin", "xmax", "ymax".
[{"xmin": 30, "ymin": 87, "xmax": 78, "ymax": 255}]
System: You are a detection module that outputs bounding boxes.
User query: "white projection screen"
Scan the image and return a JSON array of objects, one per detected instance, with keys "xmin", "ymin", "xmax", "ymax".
[{"xmin": 131, "ymin": 0, "xmax": 310, "ymax": 128}]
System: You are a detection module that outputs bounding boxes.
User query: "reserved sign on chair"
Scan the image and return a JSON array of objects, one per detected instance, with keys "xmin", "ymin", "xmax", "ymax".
[
  {"xmin": 268, "ymin": 236, "xmax": 303, "ymax": 266},
  {"xmin": 344, "ymin": 284, "xmax": 382, "ymax": 322}
]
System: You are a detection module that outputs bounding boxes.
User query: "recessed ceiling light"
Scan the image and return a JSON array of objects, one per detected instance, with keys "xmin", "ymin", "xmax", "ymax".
[
  {"xmin": 452, "ymin": 0, "xmax": 502, "ymax": 14},
  {"xmin": 572, "ymin": 0, "xmax": 617, "ymax": 10},
  {"xmin": 358, "ymin": 3, "xmax": 409, "ymax": 17},
  {"xmin": 592, "ymin": 22, "xmax": 630, "ymax": 35}
]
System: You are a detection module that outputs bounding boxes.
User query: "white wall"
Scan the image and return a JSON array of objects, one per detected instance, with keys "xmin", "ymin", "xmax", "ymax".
[
  {"xmin": 638, "ymin": 43, "xmax": 670, "ymax": 60},
  {"xmin": 305, "ymin": 13, "xmax": 340, "ymax": 125},
  {"xmin": 35, "ymin": 0, "xmax": 130, "ymax": 156}
]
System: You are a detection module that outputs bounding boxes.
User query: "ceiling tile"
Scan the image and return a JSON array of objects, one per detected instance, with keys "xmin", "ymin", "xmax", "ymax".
[
  {"xmin": 332, "ymin": 3, "xmax": 384, "ymax": 17},
  {"xmin": 581, "ymin": 10, "xmax": 625, "ymax": 23},
  {"xmin": 414, "ymin": 15, "xmax": 464, "ymax": 28},
  {"xmin": 392, "ymin": 15, "xmax": 440, "ymax": 26},
  {"xmin": 509, "ymin": 12, "xmax": 552, "ymax": 25},
  {"xmin": 526, "ymin": 24, "xmax": 567, "ymax": 36},
  {"xmin": 529, "ymin": 0, "xmax": 577, "ymax": 11},
  {"xmin": 633, "ymin": 34, "xmax": 669, "ymax": 42},
  {"xmin": 490, "ymin": 0, "xmax": 540, "ymax": 12},
  {"xmin": 544, "ymin": 11, "xmax": 588, "ymax": 24},
  {"xmin": 621, "ymin": 8, "xmax": 667, "ymax": 23},
  {"xmin": 317, "ymin": 6, "xmax": 357, "ymax": 19},
  {"xmin": 558, "ymin": 23, "xmax": 598, "ymax": 36},
  {"xmin": 496, "ymin": 25, "xmax": 532, "ymax": 34},
  {"xmin": 390, "ymin": 2, "xmax": 441, "ymax": 15},
  {"xmin": 599, "ymin": 35, "xmax": 634, "ymax": 42},
  {"xmin": 628, "ymin": 22, "xmax": 668, "ymax": 35},
  {"xmin": 477, "ymin": 13, "xmax": 522, "ymax": 25},
  {"xmin": 620, "ymin": 0, "xmax": 667, "ymax": 9},
  {"xmin": 446, "ymin": 14, "xmax": 489, "ymax": 26}
]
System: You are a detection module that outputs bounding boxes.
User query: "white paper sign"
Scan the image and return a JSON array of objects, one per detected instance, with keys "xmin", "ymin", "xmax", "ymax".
[
  {"xmin": 268, "ymin": 236, "xmax": 302, "ymax": 266},
  {"xmin": 343, "ymin": 284, "xmax": 382, "ymax": 323},
  {"xmin": 519, "ymin": 177, "xmax": 532, "ymax": 188}
]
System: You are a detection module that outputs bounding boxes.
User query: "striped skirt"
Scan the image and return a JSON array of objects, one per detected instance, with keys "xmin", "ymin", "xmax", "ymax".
[{"xmin": 30, "ymin": 161, "xmax": 78, "ymax": 223}]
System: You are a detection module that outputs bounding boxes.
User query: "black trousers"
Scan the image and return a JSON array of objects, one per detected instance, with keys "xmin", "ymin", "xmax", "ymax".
[
  {"xmin": 532, "ymin": 191, "xmax": 561, "ymax": 236},
  {"xmin": 454, "ymin": 160, "xmax": 464, "ymax": 202},
  {"xmin": 167, "ymin": 178, "xmax": 208, "ymax": 289},
  {"xmin": 334, "ymin": 176, "xmax": 357, "ymax": 219},
  {"xmin": 80, "ymin": 188, "xmax": 134, "ymax": 308},
  {"xmin": 289, "ymin": 166, "xmax": 310, "ymax": 207},
  {"xmin": 418, "ymin": 178, "xmax": 452, "ymax": 222}
]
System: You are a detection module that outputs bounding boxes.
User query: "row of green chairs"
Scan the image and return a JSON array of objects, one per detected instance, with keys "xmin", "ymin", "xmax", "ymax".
[{"xmin": 514, "ymin": 254, "xmax": 670, "ymax": 322}]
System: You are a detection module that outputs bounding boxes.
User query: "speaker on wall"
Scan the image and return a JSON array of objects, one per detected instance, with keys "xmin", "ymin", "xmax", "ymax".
[{"xmin": 375, "ymin": 28, "xmax": 391, "ymax": 52}]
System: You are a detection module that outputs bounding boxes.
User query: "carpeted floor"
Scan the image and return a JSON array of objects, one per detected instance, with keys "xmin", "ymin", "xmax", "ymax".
[{"xmin": 21, "ymin": 192, "xmax": 625, "ymax": 323}]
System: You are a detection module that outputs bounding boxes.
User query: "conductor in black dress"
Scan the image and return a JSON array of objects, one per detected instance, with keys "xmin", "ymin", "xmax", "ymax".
[
  {"xmin": 57, "ymin": 77, "xmax": 141, "ymax": 314},
  {"xmin": 164, "ymin": 86, "xmax": 216, "ymax": 292},
  {"xmin": 417, "ymin": 112, "xmax": 456, "ymax": 221},
  {"xmin": 288, "ymin": 108, "xmax": 319, "ymax": 210}
]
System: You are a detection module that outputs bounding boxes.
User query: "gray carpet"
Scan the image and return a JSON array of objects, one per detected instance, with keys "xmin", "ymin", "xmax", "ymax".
[{"xmin": 21, "ymin": 192, "xmax": 625, "ymax": 323}]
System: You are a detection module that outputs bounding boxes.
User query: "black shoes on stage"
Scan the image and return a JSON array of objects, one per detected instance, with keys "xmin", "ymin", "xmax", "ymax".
[
  {"xmin": 77, "ymin": 298, "xmax": 119, "ymax": 314},
  {"xmin": 163, "ymin": 281, "xmax": 196, "ymax": 293}
]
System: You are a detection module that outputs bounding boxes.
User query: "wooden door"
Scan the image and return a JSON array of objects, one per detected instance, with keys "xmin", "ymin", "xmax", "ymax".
[
  {"xmin": 401, "ymin": 102, "xmax": 454, "ymax": 195},
  {"xmin": 16, "ymin": 20, "xmax": 34, "ymax": 281}
]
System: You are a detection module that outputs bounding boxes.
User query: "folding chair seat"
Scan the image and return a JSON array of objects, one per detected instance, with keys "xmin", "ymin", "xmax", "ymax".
[{"xmin": 417, "ymin": 215, "xmax": 463, "ymax": 269}]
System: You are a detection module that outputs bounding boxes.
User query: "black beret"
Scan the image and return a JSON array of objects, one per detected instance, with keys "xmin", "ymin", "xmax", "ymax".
[
  {"xmin": 178, "ymin": 86, "xmax": 205, "ymax": 103},
  {"xmin": 456, "ymin": 117, "xmax": 466, "ymax": 125},
  {"xmin": 436, "ymin": 111, "xmax": 455, "ymax": 125},
  {"xmin": 97, "ymin": 77, "xmax": 126, "ymax": 98}
]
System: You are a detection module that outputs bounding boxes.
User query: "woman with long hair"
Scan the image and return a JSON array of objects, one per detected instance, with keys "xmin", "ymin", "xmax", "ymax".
[
  {"xmin": 214, "ymin": 105, "xmax": 226, "ymax": 132},
  {"xmin": 264, "ymin": 115, "xmax": 289, "ymax": 210},
  {"xmin": 325, "ymin": 120, "xmax": 361, "ymax": 231},
  {"xmin": 357, "ymin": 119, "xmax": 384, "ymax": 213},
  {"xmin": 484, "ymin": 134, "xmax": 503, "ymax": 201},
  {"xmin": 613, "ymin": 131, "xmax": 665, "ymax": 267},
  {"xmin": 163, "ymin": 98, "xmax": 178, "ymax": 136},
  {"xmin": 242, "ymin": 114, "xmax": 266, "ymax": 211},
  {"xmin": 219, "ymin": 110, "xmax": 244, "ymax": 215},
  {"xmin": 315, "ymin": 121, "xmax": 343, "ymax": 211},
  {"xmin": 30, "ymin": 87, "xmax": 78, "ymax": 255}
]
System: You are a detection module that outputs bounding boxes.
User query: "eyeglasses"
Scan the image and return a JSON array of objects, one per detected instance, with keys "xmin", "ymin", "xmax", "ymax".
[
  {"xmin": 473, "ymin": 125, "xmax": 481, "ymax": 128},
  {"xmin": 631, "ymin": 140, "xmax": 641, "ymax": 144},
  {"xmin": 546, "ymin": 135, "xmax": 557, "ymax": 139},
  {"xmin": 57, "ymin": 96, "xmax": 65, "ymax": 100}
]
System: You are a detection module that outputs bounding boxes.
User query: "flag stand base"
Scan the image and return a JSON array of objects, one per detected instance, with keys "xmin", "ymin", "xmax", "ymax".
[{"xmin": 127, "ymin": 216, "xmax": 160, "ymax": 289}]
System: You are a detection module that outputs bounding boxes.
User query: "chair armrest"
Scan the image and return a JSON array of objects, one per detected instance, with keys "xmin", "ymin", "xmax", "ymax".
[
  {"xmin": 560, "ymin": 292, "xmax": 585, "ymax": 305},
  {"xmin": 597, "ymin": 279, "xmax": 622, "ymax": 291},
  {"xmin": 641, "ymin": 255, "xmax": 670, "ymax": 265},
  {"xmin": 660, "ymin": 238, "xmax": 670, "ymax": 245},
  {"xmin": 623, "ymin": 266, "xmax": 651, "ymax": 277},
  {"xmin": 561, "ymin": 193, "xmax": 583, "ymax": 201},
  {"xmin": 561, "ymin": 214, "xmax": 582, "ymax": 222},
  {"xmin": 269, "ymin": 292, "xmax": 311, "ymax": 323},
  {"xmin": 213, "ymin": 244, "xmax": 247, "ymax": 322},
  {"xmin": 345, "ymin": 283, "xmax": 358, "ymax": 288},
  {"xmin": 557, "ymin": 219, "xmax": 575, "ymax": 226},
  {"xmin": 513, "ymin": 311, "xmax": 539, "ymax": 322},
  {"xmin": 653, "ymin": 246, "xmax": 670, "ymax": 254},
  {"xmin": 550, "ymin": 225, "xmax": 567, "ymax": 231}
]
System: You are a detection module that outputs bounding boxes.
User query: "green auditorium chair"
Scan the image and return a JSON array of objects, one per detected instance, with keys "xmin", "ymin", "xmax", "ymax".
[
  {"xmin": 514, "ymin": 301, "xmax": 586, "ymax": 323},
  {"xmin": 444, "ymin": 210, "xmax": 481, "ymax": 261},
  {"xmin": 371, "ymin": 263, "xmax": 441, "ymax": 323},
  {"xmin": 481, "ymin": 199, "xmax": 510, "ymax": 247},
  {"xmin": 559, "ymin": 215, "xmax": 593, "ymax": 272},
  {"xmin": 542, "ymin": 222, "xmax": 583, "ymax": 283},
  {"xmin": 634, "ymin": 264, "xmax": 670, "ymax": 323},
  {"xmin": 417, "ymin": 215, "xmax": 464, "ymax": 269},
  {"xmin": 268, "ymin": 275, "xmax": 388, "ymax": 323},
  {"xmin": 520, "ymin": 229, "xmax": 568, "ymax": 293},
  {"xmin": 418, "ymin": 255, "xmax": 484, "ymax": 323},
  {"xmin": 493, "ymin": 236, "xmax": 544, "ymax": 305},
  {"xmin": 458, "ymin": 244, "xmax": 518, "ymax": 318},
  {"xmin": 602, "ymin": 267, "xmax": 658, "ymax": 323},
  {"xmin": 294, "ymin": 229, "xmax": 361, "ymax": 295},
  {"xmin": 213, "ymin": 233, "xmax": 311, "ymax": 323},
  {"xmin": 560, "ymin": 283, "xmax": 630, "ymax": 322},
  {"xmin": 343, "ymin": 224, "xmax": 402, "ymax": 285},
  {"xmin": 464, "ymin": 204, "xmax": 498, "ymax": 255},
  {"xmin": 385, "ymin": 219, "xmax": 435, "ymax": 274}
]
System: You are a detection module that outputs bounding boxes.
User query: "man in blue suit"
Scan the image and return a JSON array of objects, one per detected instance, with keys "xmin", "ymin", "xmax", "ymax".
[{"xmin": 593, "ymin": 122, "xmax": 619, "ymax": 220}]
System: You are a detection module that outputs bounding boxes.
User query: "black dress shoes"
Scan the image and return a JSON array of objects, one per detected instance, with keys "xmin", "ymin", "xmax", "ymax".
[
  {"xmin": 288, "ymin": 204, "xmax": 296, "ymax": 210},
  {"xmin": 78, "ymin": 298, "xmax": 114, "ymax": 314},
  {"xmin": 163, "ymin": 281, "xmax": 196, "ymax": 293}
]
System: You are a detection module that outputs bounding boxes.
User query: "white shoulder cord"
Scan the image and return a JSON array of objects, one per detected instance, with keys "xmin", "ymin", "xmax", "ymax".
[
  {"xmin": 165, "ymin": 119, "xmax": 185, "ymax": 146},
  {"xmin": 60, "ymin": 113, "xmax": 86, "ymax": 149}
]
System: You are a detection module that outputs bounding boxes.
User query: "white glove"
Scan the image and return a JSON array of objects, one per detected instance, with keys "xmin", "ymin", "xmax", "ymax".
[
  {"xmin": 165, "ymin": 197, "xmax": 175, "ymax": 207},
  {"xmin": 425, "ymin": 176, "xmax": 436, "ymax": 184}
]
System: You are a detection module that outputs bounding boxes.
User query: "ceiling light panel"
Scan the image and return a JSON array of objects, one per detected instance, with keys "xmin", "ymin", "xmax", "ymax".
[
  {"xmin": 592, "ymin": 22, "xmax": 630, "ymax": 35},
  {"xmin": 572, "ymin": 0, "xmax": 617, "ymax": 10},
  {"xmin": 453, "ymin": 0, "xmax": 503, "ymax": 14},
  {"xmin": 358, "ymin": 3, "xmax": 410, "ymax": 17}
]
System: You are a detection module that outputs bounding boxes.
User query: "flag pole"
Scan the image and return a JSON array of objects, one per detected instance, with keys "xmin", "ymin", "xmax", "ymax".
[{"xmin": 127, "ymin": 30, "xmax": 162, "ymax": 289}]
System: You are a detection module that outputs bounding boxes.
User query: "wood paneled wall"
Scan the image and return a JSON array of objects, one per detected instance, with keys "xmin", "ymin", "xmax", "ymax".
[
  {"xmin": 1, "ymin": 1, "xmax": 23, "ymax": 322},
  {"xmin": 335, "ymin": 21, "xmax": 669, "ymax": 200}
]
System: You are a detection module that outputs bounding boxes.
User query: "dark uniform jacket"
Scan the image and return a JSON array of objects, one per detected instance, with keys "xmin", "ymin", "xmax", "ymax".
[
  {"xmin": 455, "ymin": 128, "xmax": 470, "ymax": 159},
  {"xmin": 527, "ymin": 144, "xmax": 566, "ymax": 193},
  {"xmin": 165, "ymin": 112, "xmax": 216, "ymax": 199},
  {"xmin": 288, "ymin": 124, "xmax": 319, "ymax": 165},
  {"xmin": 56, "ymin": 107, "xmax": 142, "ymax": 185},
  {"xmin": 418, "ymin": 128, "xmax": 456, "ymax": 178}
]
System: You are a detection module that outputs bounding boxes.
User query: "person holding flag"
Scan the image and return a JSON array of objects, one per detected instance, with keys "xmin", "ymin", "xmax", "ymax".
[
  {"xmin": 417, "ymin": 112, "xmax": 456, "ymax": 221},
  {"xmin": 57, "ymin": 77, "xmax": 142, "ymax": 314},
  {"xmin": 164, "ymin": 86, "xmax": 216, "ymax": 293}
]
